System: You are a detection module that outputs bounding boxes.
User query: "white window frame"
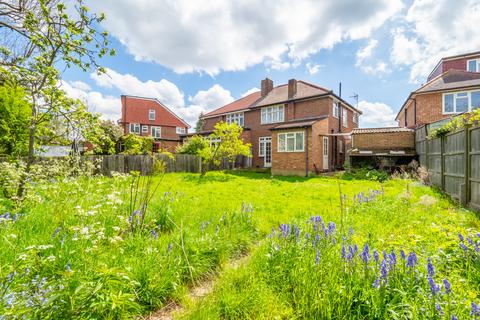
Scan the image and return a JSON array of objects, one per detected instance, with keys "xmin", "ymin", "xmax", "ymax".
[
  {"xmin": 333, "ymin": 101, "xmax": 339, "ymax": 119},
  {"xmin": 259, "ymin": 137, "xmax": 271, "ymax": 157},
  {"xmin": 261, "ymin": 105, "xmax": 285, "ymax": 124},
  {"xmin": 342, "ymin": 108, "xmax": 348, "ymax": 128},
  {"xmin": 151, "ymin": 126, "xmax": 161, "ymax": 138},
  {"xmin": 149, "ymin": 109, "xmax": 156, "ymax": 121},
  {"xmin": 142, "ymin": 125, "xmax": 148, "ymax": 133},
  {"xmin": 176, "ymin": 127, "xmax": 186, "ymax": 134},
  {"xmin": 353, "ymin": 113, "xmax": 359, "ymax": 124},
  {"xmin": 277, "ymin": 131, "xmax": 305, "ymax": 153},
  {"xmin": 129, "ymin": 123, "xmax": 140, "ymax": 134},
  {"xmin": 442, "ymin": 90, "xmax": 480, "ymax": 114},
  {"xmin": 226, "ymin": 112, "xmax": 244, "ymax": 127},
  {"xmin": 467, "ymin": 59, "xmax": 480, "ymax": 72}
]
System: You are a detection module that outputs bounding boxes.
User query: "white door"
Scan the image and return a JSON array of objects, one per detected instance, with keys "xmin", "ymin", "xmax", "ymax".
[
  {"xmin": 322, "ymin": 136, "xmax": 329, "ymax": 170},
  {"xmin": 264, "ymin": 139, "xmax": 272, "ymax": 167}
]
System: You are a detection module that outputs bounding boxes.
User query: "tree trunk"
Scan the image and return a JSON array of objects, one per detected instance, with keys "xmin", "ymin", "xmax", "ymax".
[{"xmin": 17, "ymin": 101, "xmax": 37, "ymax": 198}]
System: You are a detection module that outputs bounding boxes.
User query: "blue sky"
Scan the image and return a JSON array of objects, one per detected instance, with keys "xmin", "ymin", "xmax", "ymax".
[{"xmin": 61, "ymin": 0, "xmax": 480, "ymax": 129}]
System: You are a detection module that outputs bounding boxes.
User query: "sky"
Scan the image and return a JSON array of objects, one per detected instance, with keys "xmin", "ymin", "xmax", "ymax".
[{"xmin": 61, "ymin": 0, "xmax": 480, "ymax": 130}]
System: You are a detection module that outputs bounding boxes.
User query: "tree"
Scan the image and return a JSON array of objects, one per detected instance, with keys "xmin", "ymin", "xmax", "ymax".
[
  {"xmin": 177, "ymin": 122, "xmax": 251, "ymax": 175},
  {"xmin": 0, "ymin": 0, "xmax": 114, "ymax": 196},
  {"xmin": 195, "ymin": 112, "xmax": 205, "ymax": 133},
  {"xmin": 83, "ymin": 119, "xmax": 123, "ymax": 155},
  {"xmin": 0, "ymin": 81, "xmax": 31, "ymax": 157},
  {"xmin": 120, "ymin": 134, "xmax": 153, "ymax": 155}
]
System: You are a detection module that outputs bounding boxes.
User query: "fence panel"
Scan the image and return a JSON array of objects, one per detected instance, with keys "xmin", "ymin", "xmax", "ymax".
[
  {"xmin": 427, "ymin": 138, "xmax": 442, "ymax": 187},
  {"xmin": 443, "ymin": 131, "xmax": 466, "ymax": 200},
  {"xmin": 470, "ymin": 127, "xmax": 480, "ymax": 210}
]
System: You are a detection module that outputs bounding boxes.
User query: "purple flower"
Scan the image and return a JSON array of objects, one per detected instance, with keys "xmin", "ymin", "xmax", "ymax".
[
  {"xmin": 406, "ymin": 252, "xmax": 418, "ymax": 268},
  {"xmin": 380, "ymin": 260, "xmax": 388, "ymax": 279},
  {"xmin": 373, "ymin": 250, "xmax": 379, "ymax": 263},
  {"xmin": 467, "ymin": 237, "xmax": 474, "ymax": 245},
  {"xmin": 167, "ymin": 243, "xmax": 173, "ymax": 252},
  {"xmin": 348, "ymin": 245, "xmax": 355, "ymax": 257},
  {"xmin": 400, "ymin": 249, "xmax": 406, "ymax": 260},
  {"xmin": 451, "ymin": 316, "xmax": 458, "ymax": 320},
  {"xmin": 293, "ymin": 225, "xmax": 300, "ymax": 238},
  {"xmin": 460, "ymin": 242, "xmax": 468, "ymax": 251},
  {"xmin": 428, "ymin": 276, "xmax": 440, "ymax": 296},
  {"xmin": 389, "ymin": 250, "xmax": 397, "ymax": 268},
  {"xmin": 435, "ymin": 304, "xmax": 443, "ymax": 315},
  {"xmin": 443, "ymin": 278, "xmax": 451, "ymax": 294},
  {"xmin": 328, "ymin": 222, "xmax": 336, "ymax": 232},
  {"xmin": 458, "ymin": 233, "xmax": 464, "ymax": 242},
  {"xmin": 427, "ymin": 258, "xmax": 435, "ymax": 277},
  {"xmin": 341, "ymin": 244, "xmax": 346, "ymax": 260},
  {"xmin": 361, "ymin": 243, "xmax": 370, "ymax": 264},
  {"xmin": 315, "ymin": 250, "xmax": 320, "ymax": 265},
  {"xmin": 471, "ymin": 302, "xmax": 480, "ymax": 316},
  {"xmin": 372, "ymin": 278, "xmax": 380, "ymax": 288}
]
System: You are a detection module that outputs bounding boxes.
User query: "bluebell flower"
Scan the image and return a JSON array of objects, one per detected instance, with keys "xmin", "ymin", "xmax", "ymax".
[
  {"xmin": 293, "ymin": 225, "xmax": 300, "ymax": 238},
  {"xmin": 315, "ymin": 250, "xmax": 320, "ymax": 265},
  {"xmin": 361, "ymin": 243, "xmax": 370, "ymax": 264},
  {"xmin": 328, "ymin": 222, "xmax": 336, "ymax": 232},
  {"xmin": 373, "ymin": 249, "xmax": 379, "ymax": 263},
  {"xmin": 427, "ymin": 258, "xmax": 435, "ymax": 277},
  {"xmin": 406, "ymin": 252, "xmax": 418, "ymax": 268},
  {"xmin": 380, "ymin": 260, "xmax": 388, "ymax": 279},
  {"xmin": 353, "ymin": 244, "xmax": 358, "ymax": 254},
  {"xmin": 348, "ymin": 245, "xmax": 355, "ymax": 257},
  {"xmin": 443, "ymin": 278, "xmax": 451, "ymax": 294},
  {"xmin": 372, "ymin": 278, "xmax": 380, "ymax": 288},
  {"xmin": 435, "ymin": 304, "xmax": 443, "ymax": 315},
  {"xmin": 389, "ymin": 250, "xmax": 397, "ymax": 268},
  {"xmin": 460, "ymin": 242, "xmax": 468, "ymax": 251},
  {"xmin": 167, "ymin": 243, "xmax": 173, "ymax": 252},
  {"xmin": 451, "ymin": 315, "xmax": 458, "ymax": 320},
  {"xmin": 458, "ymin": 233, "xmax": 464, "ymax": 242},
  {"xmin": 470, "ymin": 302, "xmax": 480, "ymax": 316},
  {"xmin": 428, "ymin": 276, "xmax": 440, "ymax": 296},
  {"xmin": 305, "ymin": 232, "xmax": 310, "ymax": 239},
  {"xmin": 467, "ymin": 237, "xmax": 474, "ymax": 245},
  {"xmin": 400, "ymin": 249, "xmax": 406, "ymax": 260},
  {"xmin": 341, "ymin": 244, "xmax": 346, "ymax": 260}
]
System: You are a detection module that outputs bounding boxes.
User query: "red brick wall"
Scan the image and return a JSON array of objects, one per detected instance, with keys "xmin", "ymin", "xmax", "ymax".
[
  {"xmin": 415, "ymin": 93, "xmax": 449, "ymax": 126},
  {"xmin": 271, "ymin": 128, "xmax": 312, "ymax": 176},
  {"xmin": 427, "ymin": 54, "xmax": 480, "ymax": 81},
  {"xmin": 352, "ymin": 131, "xmax": 415, "ymax": 150}
]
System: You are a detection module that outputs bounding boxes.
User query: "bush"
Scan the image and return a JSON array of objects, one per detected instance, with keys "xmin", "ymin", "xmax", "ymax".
[
  {"xmin": 176, "ymin": 135, "xmax": 209, "ymax": 155},
  {"xmin": 121, "ymin": 134, "xmax": 153, "ymax": 155},
  {"xmin": 342, "ymin": 168, "xmax": 389, "ymax": 182}
]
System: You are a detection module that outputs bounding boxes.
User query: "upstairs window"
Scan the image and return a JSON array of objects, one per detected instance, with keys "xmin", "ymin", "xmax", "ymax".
[
  {"xmin": 342, "ymin": 108, "xmax": 348, "ymax": 127},
  {"xmin": 443, "ymin": 90, "xmax": 480, "ymax": 114},
  {"xmin": 151, "ymin": 126, "xmax": 161, "ymax": 138},
  {"xmin": 333, "ymin": 102, "xmax": 339, "ymax": 118},
  {"xmin": 261, "ymin": 105, "xmax": 284, "ymax": 124},
  {"xmin": 149, "ymin": 109, "xmax": 156, "ymax": 120},
  {"xmin": 353, "ymin": 113, "xmax": 359, "ymax": 124},
  {"xmin": 278, "ymin": 132, "xmax": 304, "ymax": 152},
  {"xmin": 129, "ymin": 123, "xmax": 140, "ymax": 134},
  {"xmin": 226, "ymin": 112, "xmax": 244, "ymax": 126},
  {"xmin": 176, "ymin": 127, "xmax": 186, "ymax": 134},
  {"xmin": 467, "ymin": 59, "xmax": 480, "ymax": 72}
]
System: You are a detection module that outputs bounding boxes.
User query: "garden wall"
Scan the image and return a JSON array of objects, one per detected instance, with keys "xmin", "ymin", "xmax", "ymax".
[{"xmin": 416, "ymin": 125, "xmax": 480, "ymax": 210}]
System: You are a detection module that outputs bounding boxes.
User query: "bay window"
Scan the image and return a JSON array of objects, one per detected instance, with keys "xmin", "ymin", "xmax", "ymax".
[
  {"xmin": 278, "ymin": 131, "xmax": 304, "ymax": 152},
  {"xmin": 261, "ymin": 105, "xmax": 284, "ymax": 124},
  {"xmin": 443, "ymin": 90, "xmax": 480, "ymax": 114},
  {"xmin": 226, "ymin": 112, "xmax": 244, "ymax": 126}
]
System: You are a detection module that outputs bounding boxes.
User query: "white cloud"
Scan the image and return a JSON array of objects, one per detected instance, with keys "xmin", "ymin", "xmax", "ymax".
[
  {"xmin": 390, "ymin": 0, "xmax": 480, "ymax": 82},
  {"xmin": 188, "ymin": 84, "xmax": 234, "ymax": 110},
  {"xmin": 61, "ymin": 81, "xmax": 121, "ymax": 121},
  {"xmin": 241, "ymin": 87, "xmax": 260, "ymax": 97},
  {"xmin": 357, "ymin": 100, "xmax": 398, "ymax": 127},
  {"xmin": 356, "ymin": 39, "xmax": 391, "ymax": 76},
  {"xmin": 91, "ymin": 0, "xmax": 403, "ymax": 75},
  {"xmin": 306, "ymin": 62, "xmax": 323, "ymax": 75}
]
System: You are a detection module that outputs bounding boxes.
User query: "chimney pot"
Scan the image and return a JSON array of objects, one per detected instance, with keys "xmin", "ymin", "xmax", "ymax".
[
  {"xmin": 288, "ymin": 79, "xmax": 297, "ymax": 99},
  {"xmin": 261, "ymin": 78, "xmax": 274, "ymax": 97}
]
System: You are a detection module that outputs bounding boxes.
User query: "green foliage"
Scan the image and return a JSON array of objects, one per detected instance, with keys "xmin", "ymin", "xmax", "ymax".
[
  {"xmin": 0, "ymin": 83, "xmax": 31, "ymax": 157},
  {"xmin": 195, "ymin": 112, "xmax": 206, "ymax": 133},
  {"xmin": 176, "ymin": 135, "xmax": 210, "ymax": 156},
  {"xmin": 429, "ymin": 109, "xmax": 480, "ymax": 138},
  {"xmin": 121, "ymin": 134, "xmax": 153, "ymax": 155},
  {"xmin": 342, "ymin": 167, "xmax": 389, "ymax": 182},
  {"xmin": 84, "ymin": 119, "xmax": 124, "ymax": 155}
]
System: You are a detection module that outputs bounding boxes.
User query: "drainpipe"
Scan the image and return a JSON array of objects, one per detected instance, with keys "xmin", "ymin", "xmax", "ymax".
[
  {"xmin": 413, "ymin": 98, "xmax": 417, "ymax": 127},
  {"xmin": 305, "ymin": 126, "xmax": 309, "ymax": 177}
]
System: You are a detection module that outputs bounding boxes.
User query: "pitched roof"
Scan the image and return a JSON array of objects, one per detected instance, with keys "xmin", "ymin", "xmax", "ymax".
[
  {"xmin": 121, "ymin": 95, "xmax": 190, "ymax": 128},
  {"xmin": 427, "ymin": 50, "xmax": 480, "ymax": 81},
  {"xmin": 270, "ymin": 116, "xmax": 327, "ymax": 130},
  {"xmin": 415, "ymin": 69, "xmax": 480, "ymax": 93},
  {"xmin": 203, "ymin": 91, "xmax": 262, "ymax": 117},
  {"xmin": 352, "ymin": 127, "xmax": 414, "ymax": 134},
  {"xmin": 254, "ymin": 81, "xmax": 330, "ymax": 107}
]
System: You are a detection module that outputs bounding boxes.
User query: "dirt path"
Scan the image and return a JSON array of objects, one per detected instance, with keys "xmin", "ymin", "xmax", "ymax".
[{"xmin": 144, "ymin": 251, "xmax": 252, "ymax": 320}]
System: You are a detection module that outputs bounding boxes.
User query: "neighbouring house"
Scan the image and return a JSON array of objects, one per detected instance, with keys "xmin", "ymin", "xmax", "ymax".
[
  {"xmin": 199, "ymin": 78, "xmax": 362, "ymax": 176},
  {"xmin": 396, "ymin": 51, "xmax": 480, "ymax": 129},
  {"xmin": 118, "ymin": 95, "xmax": 190, "ymax": 152}
]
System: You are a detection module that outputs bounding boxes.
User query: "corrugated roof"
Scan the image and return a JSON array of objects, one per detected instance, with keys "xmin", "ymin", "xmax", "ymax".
[
  {"xmin": 255, "ymin": 81, "xmax": 330, "ymax": 107},
  {"xmin": 416, "ymin": 70, "xmax": 480, "ymax": 93},
  {"xmin": 351, "ymin": 127, "xmax": 414, "ymax": 134},
  {"xmin": 203, "ymin": 91, "xmax": 261, "ymax": 117},
  {"xmin": 270, "ymin": 116, "xmax": 327, "ymax": 130}
]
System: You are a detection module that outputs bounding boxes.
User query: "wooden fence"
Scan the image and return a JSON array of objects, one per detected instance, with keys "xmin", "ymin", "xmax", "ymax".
[{"xmin": 416, "ymin": 125, "xmax": 480, "ymax": 210}]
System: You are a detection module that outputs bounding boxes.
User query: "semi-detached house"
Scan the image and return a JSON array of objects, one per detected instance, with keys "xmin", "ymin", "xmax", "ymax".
[{"xmin": 200, "ymin": 78, "xmax": 362, "ymax": 176}]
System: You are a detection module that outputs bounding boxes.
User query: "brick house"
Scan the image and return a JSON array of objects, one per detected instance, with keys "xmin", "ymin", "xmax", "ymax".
[
  {"xmin": 119, "ymin": 95, "xmax": 190, "ymax": 152},
  {"xmin": 396, "ymin": 51, "xmax": 480, "ymax": 128},
  {"xmin": 200, "ymin": 78, "xmax": 362, "ymax": 176}
]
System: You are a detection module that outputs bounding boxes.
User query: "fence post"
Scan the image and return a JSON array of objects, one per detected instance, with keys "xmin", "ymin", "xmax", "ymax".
[{"xmin": 465, "ymin": 125, "xmax": 471, "ymax": 206}]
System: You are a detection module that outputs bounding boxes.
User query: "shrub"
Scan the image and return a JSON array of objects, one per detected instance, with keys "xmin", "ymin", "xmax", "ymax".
[
  {"xmin": 342, "ymin": 168, "xmax": 389, "ymax": 182},
  {"xmin": 121, "ymin": 134, "xmax": 153, "ymax": 155},
  {"xmin": 429, "ymin": 109, "xmax": 480, "ymax": 139}
]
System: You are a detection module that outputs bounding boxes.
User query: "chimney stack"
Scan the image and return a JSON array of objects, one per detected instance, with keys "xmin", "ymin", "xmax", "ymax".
[
  {"xmin": 288, "ymin": 79, "xmax": 297, "ymax": 99},
  {"xmin": 261, "ymin": 78, "xmax": 274, "ymax": 97}
]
